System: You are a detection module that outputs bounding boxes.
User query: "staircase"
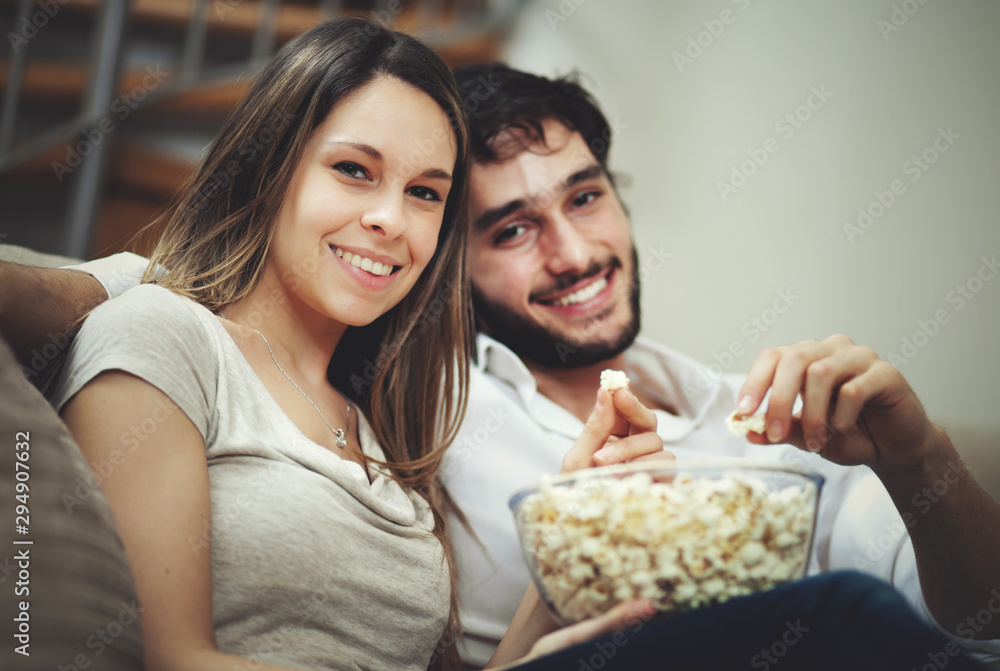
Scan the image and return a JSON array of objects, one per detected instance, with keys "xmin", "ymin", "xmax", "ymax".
[{"xmin": 0, "ymin": 0, "xmax": 523, "ymax": 259}]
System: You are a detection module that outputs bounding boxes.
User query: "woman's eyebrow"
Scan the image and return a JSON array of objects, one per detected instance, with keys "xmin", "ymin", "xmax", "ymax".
[
  {"xmin": 421, "ymin": 168, "xmax": 452, "ymax": 181},
  {"xmin": 328, "ymin": 140, "xmax": 383, "ymax": 162},
  {"xmin": 328, "ymin": 141, "xmax": 450, "ymax": 181}
]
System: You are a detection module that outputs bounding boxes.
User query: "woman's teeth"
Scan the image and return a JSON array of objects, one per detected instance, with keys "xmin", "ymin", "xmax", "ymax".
[
  {"xmin": 333, "ymin": 247, "xmax": 394, "ymax": 277},
  {"xmin": 554, "ymin": 276, "xmax": 608, "ymax": 306}
]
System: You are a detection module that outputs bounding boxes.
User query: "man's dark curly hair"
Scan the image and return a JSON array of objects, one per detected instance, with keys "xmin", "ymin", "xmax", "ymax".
[{"xmin": 453, "ymin": 63, "xmax": 616, "ymax": 183}]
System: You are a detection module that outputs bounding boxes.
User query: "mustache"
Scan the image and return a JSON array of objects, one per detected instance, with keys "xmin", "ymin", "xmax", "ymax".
[{"xmin": 529, "ymin": 257, "xmax": 623, "ymax": 302}]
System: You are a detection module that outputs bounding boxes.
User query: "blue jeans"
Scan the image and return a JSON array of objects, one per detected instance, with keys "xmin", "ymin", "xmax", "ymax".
[{"xmin": 512, "ymin": 571, "xmax": 988, "ymax": 670}]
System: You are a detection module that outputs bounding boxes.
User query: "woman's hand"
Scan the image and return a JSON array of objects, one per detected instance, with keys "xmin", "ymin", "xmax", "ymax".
[
  {"xmin": 561, "ymin": 387, "xmax": 672, "ymax": 473},
  {"xmin": 521, "ymin": 598, "xmax": 657, "ymax": 663}
]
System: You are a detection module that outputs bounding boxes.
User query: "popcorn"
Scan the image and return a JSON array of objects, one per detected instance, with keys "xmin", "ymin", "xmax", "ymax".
[
  {"xmin": 515, "ymin": 470, "xmax": 816, "ymax": 623},
  {"xmin": 725, "ymin": 411, "xmax": 767, "ymax": 437},
  {"xmin": 599, "ymin": 369, "xmax": 630, "ymax": 392}
]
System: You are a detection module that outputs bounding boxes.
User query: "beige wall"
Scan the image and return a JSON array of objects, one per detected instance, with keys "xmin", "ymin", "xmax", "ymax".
[{"xmin": 503, "ymin": 0, "xmax": 1000, "ymax": 491}]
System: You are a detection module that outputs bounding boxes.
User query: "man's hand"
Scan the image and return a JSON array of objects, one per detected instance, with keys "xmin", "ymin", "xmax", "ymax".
[
  {"xmin": 561, "ymin": 386, "xmax": 672, "ymax": 473},
  {"xmin": 0, "ymin": 262, "xmax": 107, "ymax": 374},
  {"xmin": 737, "ymin": 334, "xmax": 936, "ymax": 468}
]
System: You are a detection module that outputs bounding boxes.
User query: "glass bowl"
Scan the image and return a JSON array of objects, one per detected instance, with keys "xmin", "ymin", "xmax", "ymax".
[{"xmin": 509, "ymin": 460, "xmax": 824, "ymax": 624}]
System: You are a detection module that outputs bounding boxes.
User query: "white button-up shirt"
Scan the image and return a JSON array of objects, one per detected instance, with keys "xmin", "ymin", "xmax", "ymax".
[{"xmin": 443, "ymin": 333, "xmax": 1000, "ymax": 668}]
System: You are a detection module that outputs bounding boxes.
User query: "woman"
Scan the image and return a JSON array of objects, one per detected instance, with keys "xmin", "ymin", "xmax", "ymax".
[{"xmin": 54, "ymin": 18, "xmax": 658, "ymax": 671}]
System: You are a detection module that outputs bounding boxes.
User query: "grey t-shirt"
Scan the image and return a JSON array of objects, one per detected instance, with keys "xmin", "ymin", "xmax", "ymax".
[{"xmin": 53, "ymin": 283, "xmax": 450, "ymax": 671}]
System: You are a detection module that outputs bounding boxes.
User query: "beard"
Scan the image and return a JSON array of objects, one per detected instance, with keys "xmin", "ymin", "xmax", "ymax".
[{"xmin": 472, "ymin": 247, "xmax": 642, "ymax": 369}]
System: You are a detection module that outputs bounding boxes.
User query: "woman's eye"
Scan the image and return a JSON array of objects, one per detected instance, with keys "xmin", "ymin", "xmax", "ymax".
[
  {"xmin": 494, "ymin": 223, "xmax": 527, "ymax": 245},
  {"xmin": 334, "ymin": 162, "xmax": 369, "ymax": 180},
  {"xmin": 572, "ymin": 190, "xmax": 601, "ymax": 208},
  {"xmin": 407, "ymin": 186, "xmax": 442, "ymax": 202}
]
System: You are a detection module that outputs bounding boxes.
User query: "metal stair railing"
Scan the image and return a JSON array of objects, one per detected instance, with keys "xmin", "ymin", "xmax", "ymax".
[{"xmin": 0, "ymin": 0, "xmax": 528, "ymax": 259}]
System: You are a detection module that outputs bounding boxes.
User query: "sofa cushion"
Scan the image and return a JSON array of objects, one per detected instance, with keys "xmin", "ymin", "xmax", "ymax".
[{"xmin": 0, "ymin": 335, "xmax": 143, "ymax": 670}]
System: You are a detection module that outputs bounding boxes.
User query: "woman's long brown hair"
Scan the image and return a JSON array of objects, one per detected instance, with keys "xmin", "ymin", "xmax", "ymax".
[{"xmin": 141, "ymin": 18, "xmax": 472, "ymax": 669}]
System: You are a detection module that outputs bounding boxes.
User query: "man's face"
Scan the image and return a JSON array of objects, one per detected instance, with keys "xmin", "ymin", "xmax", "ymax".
[{"xmin": 467, "ymin": 120, "xmax": 640, "ymax": 368}]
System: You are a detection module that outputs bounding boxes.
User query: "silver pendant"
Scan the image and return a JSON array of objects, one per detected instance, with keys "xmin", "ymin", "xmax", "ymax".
[{"xmin": 335, "ymin": 428, "xmax": 347, "ymax": 448}]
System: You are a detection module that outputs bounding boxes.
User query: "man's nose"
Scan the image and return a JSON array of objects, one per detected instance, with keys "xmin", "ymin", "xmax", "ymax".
[{"xmin": 542, "ymin": 216, "xmax": 592, "ymax": 275}]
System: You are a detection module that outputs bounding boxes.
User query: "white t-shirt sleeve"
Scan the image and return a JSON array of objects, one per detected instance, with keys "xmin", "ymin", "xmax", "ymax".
[
  {"xmin": 51, "ymin": 283, "xmax": 218, "ymax": 440},
  {"xmin": 61, "ymin": 252, "xmax": 163, "ymax": 299}
]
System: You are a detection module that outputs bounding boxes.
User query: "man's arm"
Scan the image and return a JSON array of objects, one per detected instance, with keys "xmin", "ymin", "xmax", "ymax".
[
  {"xmin": 738, "ymin": 334, "xmax": 1000, "ymax": 639},
  {"xmin": 0, "ymin": 261, "xmax": 107, "ymax": 370}
]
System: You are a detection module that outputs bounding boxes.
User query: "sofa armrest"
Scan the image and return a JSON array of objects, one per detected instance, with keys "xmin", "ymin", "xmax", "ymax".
[
  {"xmin": 0, "ymin": 242, "xmax": 82, "ymax": 268},
  {"xmin": 0, "ymin": 334, "xmax": 144, "ymax": 670}
]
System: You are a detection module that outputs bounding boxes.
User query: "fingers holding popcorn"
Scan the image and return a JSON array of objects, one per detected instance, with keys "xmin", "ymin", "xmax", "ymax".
[
  {"xmin": 562, "ymin": 388, "xmax": 617, "ymax": 473},
  {"xmin": 608, "ymin": 383, "xmax": 658, "ymax": 438},
  {"xmin": 562, "ymin": 370, "xmax": 663, "ymax": 473},
  {"xmin": 735, "ymin": 335, "xmax": 935, "ymax": 467}
]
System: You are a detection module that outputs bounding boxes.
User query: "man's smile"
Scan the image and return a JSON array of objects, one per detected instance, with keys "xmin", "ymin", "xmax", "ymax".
[{"xmin": 532, "ymin": 266, "xmax": 616, "ymax": 311}]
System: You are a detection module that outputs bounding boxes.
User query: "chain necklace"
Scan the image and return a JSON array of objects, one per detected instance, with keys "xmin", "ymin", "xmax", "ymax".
[{"xmin": 219, "ymin": 313, "xmax": 350, "ymax": 449}]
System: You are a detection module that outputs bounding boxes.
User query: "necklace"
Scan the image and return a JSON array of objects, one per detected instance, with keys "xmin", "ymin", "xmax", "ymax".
[{"xmin": 219, "ymin": 313, "xmax": 350, "ymax": 449}]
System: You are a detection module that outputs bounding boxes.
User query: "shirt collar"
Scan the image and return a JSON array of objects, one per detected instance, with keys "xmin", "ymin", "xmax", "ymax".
[
  {"xmin": 475, "ymin": 332, "xmax": 733, "ymax": 442},
  {"xmin": 475, "ymin": 333, "xmax": 539, "ymax": 406}
]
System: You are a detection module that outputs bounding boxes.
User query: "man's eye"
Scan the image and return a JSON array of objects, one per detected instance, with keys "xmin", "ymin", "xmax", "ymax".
[
  {"xmin": 334, "ymin": 162, "xmax": 369, "ymax": 180},
  {"xmin": 494, "ymin": 223, "xmax": 527, "ymax": 245},
  {"xmin": 572, "ymin": 191, "xmax": 601, "ymax": 208},
  {"xmin": 407, "ymin": 186, "xmax": 442, "ymax": 202}
]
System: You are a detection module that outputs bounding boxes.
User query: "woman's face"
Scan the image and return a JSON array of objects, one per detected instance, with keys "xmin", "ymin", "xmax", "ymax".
[{"xmin": 267, "ymin": 75, "xmax": 457, "ymax": 328}]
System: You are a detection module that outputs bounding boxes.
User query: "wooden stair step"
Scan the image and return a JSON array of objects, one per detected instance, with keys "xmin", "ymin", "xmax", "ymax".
[{"xmin": 94, "ymin": 195, "xmax": 169, "ymax": 258}]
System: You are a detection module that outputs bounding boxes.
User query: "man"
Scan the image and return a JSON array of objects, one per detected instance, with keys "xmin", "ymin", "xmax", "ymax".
[
  {"xmin": 442, "ymin": 63, "xmax": 1000, "ymax": 667},
  {"xmin": 2, "ymin": 64, "xmax": 999, "ymax": 669}
]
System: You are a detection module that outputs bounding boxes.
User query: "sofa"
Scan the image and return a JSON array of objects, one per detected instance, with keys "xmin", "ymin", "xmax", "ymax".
[{"xmin": 0, "ymin": 244, "xmax": 144, "ymax": 671}]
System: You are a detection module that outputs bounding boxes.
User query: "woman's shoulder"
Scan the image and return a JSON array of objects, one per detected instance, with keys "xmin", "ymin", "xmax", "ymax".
[
  {"xmin": 54, "ymin": 284, "xmax": 223, "ymax": 434},
  {"xmin": 79, "ymin": 283, "xmax": 220, "ymax": 351},
  {"xmin": 89, "ymin": 282, "xmax": 209, "ymax": 326},
  {"xmin": 76, "ymin": 282, "xmax": 223, "ymax": 366}
]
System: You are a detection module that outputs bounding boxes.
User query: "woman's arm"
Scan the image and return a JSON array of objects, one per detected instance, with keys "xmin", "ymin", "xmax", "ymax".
[{"xmin": 61, "ymin": 371, "xmax": 299, "ymax": 671}]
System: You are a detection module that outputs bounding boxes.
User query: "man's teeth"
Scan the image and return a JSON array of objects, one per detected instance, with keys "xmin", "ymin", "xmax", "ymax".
[
  {"xmin": 333, "ymin": 247, "xmax": 394, "ymax": 277},
  {"xmin": 554, "ymin": 276, "xmax": 608, "ymax": 306}
]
